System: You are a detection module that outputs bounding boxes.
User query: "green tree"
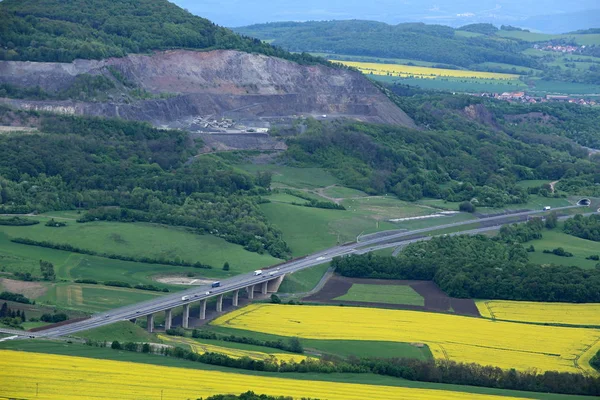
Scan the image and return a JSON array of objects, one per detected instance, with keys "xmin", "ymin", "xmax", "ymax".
[
  {"xmin": 270, "ymin": 294, "xmax": 281, "ymax": 304},
  {"xmin": 39, "ymin": 260, "xmax": 56, "ymax": 281},
  {"xmin": 287, "ymin": 337, "xmax": 303, "ymax": 353},
  {"xmin": 545, "ymin": 212, "xmax": 558, "ymax": 229},
  {"xmin": 111, "ymin": 341, "xmax": 121, "ymax": 350},
  {"xmin": 222, "ymin": 262, "xmax": 230, "ymax": 271}
]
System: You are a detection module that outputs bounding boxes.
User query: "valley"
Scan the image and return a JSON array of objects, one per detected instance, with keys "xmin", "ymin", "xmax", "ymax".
[{"xmin": 0, "ymin": 0, "xmax": 600, "ymax": 399}]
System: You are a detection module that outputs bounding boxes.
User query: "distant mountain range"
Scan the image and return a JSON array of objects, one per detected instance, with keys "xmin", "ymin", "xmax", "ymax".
[{"xmin": 172, "ymin": 0, "xmax": 599, "ymax": 33}]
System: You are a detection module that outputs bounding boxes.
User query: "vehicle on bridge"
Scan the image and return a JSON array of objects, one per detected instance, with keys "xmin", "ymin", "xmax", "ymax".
[
  {"xmin": 181, "ymin": 295, "xmax": 190, "ymax": 301},
  {"xmin": 253, "ymin": 270, "xmax": 263, "ymax": 276},
  {"xmin": 211, "ymin": 281, "xmax": 221, "ymax": 288}
]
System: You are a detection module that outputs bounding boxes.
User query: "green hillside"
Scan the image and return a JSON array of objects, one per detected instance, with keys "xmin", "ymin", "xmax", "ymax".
[
  {"xmin": 234, "ymin": 20, "xmax": 600, "ymax": 86},
  {"xmin": 0, "ymin": 0, "xmax": 326, "ymax": 65}
]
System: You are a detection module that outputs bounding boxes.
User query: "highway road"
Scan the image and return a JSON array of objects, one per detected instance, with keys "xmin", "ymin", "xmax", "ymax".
[{"xmin": 6, "ymin": 205, "xmax": 593, "ymax": 339}]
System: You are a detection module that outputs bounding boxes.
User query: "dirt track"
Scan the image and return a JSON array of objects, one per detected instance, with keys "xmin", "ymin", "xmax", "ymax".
[{"xmin": 303, "ymin": 275, "xmax": 480, "ymax": 317}]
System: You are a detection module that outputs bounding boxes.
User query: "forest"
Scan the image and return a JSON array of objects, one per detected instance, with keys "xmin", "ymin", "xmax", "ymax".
[
  {"xmin": 0, "ymin": 107, "xmax": 289, "ymax": 258},
  {"xmin": 234, "ymin": 21, "xmax": 536, "ymax": 69},
  {"xmin": 333, "ymin": 231, "xmax": 600, "ymax": 303},
  {"xmin": 563, "ymin": 214, "xmax": 600, "ymax": 241},
  {"xmin": 234, "ymin": 21, "xmax": 600, "ymax": 85},
  {"xmin": 0, "ymin": 0, "xmax": 327, "ymax": 66},
  {"xmin": 282, "ymin": 94, "xmax": 600, "ymax": 204}
]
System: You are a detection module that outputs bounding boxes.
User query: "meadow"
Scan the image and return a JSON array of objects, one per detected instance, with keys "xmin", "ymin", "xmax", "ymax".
[
  {"xmin": 212, "ymin": 304, "xmax": 600, "ymax": 375},
  {"xmin": 371, "ymin": 75, "xmax": 527, "ymax": 93},
  {"xmin": 0, "ymin": 218, "xmax": 281, "ymax": 278},
  {"xmin": 158, "ymin": 334, "xmax": 309, "ymax": 364},
  {"xmin": 495, "ymin": 31, "xmax": 600, "ymax": 46},
  {"xmin": 333, "ymin": 60, "xmax": 520, "ymax": 80},
  {"xmin": 477, "ymin": 300, "xmax": 600, "ymax": 327},
  {"xmin": 334, "ymin": 284, "xmax": 424, "ymax": 306},
  {"xmin": 0, "ymin": 349, "xmax": 571, "ymax": 400},
  {"xmin": 527, "ymin": 229, "xmax": 600, "ymax": 269}
]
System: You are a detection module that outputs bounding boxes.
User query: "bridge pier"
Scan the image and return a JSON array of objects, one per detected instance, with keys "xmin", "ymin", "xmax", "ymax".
[
  {"xmin": 261, "ymin": 281, "xmax": 268, "ymax": 295},
  {"xmin": 182, "ymin": 304, "xmax": 190, "ymax": 328},
  {"xmin": 247, "ymin": 285, "xmax": 254, "ymax": 299},
  {"xmin": 232, "ymin": 290, "xmax": 239, "ymax": 307},
  {"xmin": 146, "ymin": 314, "xmax": 154, "ymax": 333},
  {"xmin": 198, "ymin": 299, "xmax": 207, "ymax": 320},
  {"xmin": 164, "ymin": 309, "xmax": 172, "ymax": 330},
  {"xmin": 216, "ymin": 294, "xmax": 223, "ymax": 312}
]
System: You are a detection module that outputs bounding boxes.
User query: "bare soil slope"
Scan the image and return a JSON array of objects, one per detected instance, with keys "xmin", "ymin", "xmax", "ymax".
[{"xmin": 0, "ymin": 50, "xmax": 414, "ymax": 128}]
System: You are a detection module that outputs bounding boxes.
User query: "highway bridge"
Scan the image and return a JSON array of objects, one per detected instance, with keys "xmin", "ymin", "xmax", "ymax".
[{"xmin": 2, "ymin": 204, "xmax": 593, "ymax": 340}]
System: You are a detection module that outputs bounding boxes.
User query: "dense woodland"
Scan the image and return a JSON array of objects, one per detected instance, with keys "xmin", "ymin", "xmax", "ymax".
[
  {"xmin": 0, "ymin": 107, "xmax": 289, "ymax": 258},
  {"xmin": 235, "ymin": 21, "xmax": 536, "ymax": 69},
  {"xmin": 563, "ymin": 214, "xmax": 600, "ymax": 241},
  {"xmin": 0, "ymin": 0, "xmax": 327, "ymax": 66},
  {"xmin": 234, "ymin": 21, "xmax": 600, "ymax": 84},
  {"xmin": 282, "ymin": 93, "xmax": 600, "ymax": 203},
  {"xmin": 333, "ymin": 225, "xmax": 600, "ymax": 303}
]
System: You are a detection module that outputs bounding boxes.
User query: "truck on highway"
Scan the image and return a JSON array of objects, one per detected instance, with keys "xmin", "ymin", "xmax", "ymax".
[
  {"xmin": 544, "ymin": 206, "xmax": 551, "ymax": 211},
  {"xmin": 254, "ymin": 270, "xmax": 263, "ymax": 276},
  {"xmin": 181, "ymin": 295, "xmax": 190, "ymax": 301},
  {"xmin": 211, "ymin": 281, "xmax": 221, "ymax": 288}
]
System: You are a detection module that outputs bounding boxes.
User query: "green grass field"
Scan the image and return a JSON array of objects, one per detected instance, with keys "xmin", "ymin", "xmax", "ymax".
[
  {"xmin": 0, "ymin": 219, "xmax": 281, "ymax": 278},
  {"xmin": 237, "ymin": 164, "xmax": 339, "ymax": 189},
  {"xmin": 371, "ymin": 75, "xmax": 527, "ymax": 93},
  {"xmin": 322, "ymin": 186, "xmax": 367, "ymax": 199},
  {"xmin": 76, "ymin": 321, "xmax": 155, "ymax": 342},
  {"xmin": 0, "ymin": 340, "xmax": 588, "ymax": 399},
  {"xmin": 496, "ymin": 31, "xmax": 600, "ymax": 46},
  {"xmin": 38, "ymin": 283, "xmax": 165, "ymax": 312},
  {"xmin": 334, "ymin": 284, "xmax": 424, "ymax": 306},
  {"xmin": 278, "ymin": 262, "xmax": 330, "ymax": 294},
  {"xmin": 204, "ymin": 324, "xmax": 431, "ymax": 360},
  {"xmin": 266, "ymin": 193, "xmax": 310, "ymax": 204},
  {"xmin": 528, "ymin": 228, "xmax": 600, "ymax": 269},
  {"xmin": 528, "ymin": 79, "xmax": 600, "ymax": 95}
]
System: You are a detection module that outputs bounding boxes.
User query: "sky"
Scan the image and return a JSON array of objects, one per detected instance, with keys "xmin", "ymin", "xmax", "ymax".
[{"xmin": 172, "ymin": 0, "xmax": 599, "ymax": 31}]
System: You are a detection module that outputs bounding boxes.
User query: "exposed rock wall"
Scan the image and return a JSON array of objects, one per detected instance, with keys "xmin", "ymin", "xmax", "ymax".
[{"xmin": 0, "ymin": 50, "xmax": 415, "ymax": 128}]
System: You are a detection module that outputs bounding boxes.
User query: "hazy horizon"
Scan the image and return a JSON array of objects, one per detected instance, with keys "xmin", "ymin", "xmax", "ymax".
[{"xmin": 172, "ymin": 0, "xmax": 599, "ymax": 32}]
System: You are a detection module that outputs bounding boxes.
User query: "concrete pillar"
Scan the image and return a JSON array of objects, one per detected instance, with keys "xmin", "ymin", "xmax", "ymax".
[
  {"xmin": 261, "ymin": 281, "xmax": 268, "ymax": 295},
  {"xmin": 198, "ymin": 299, "xmax": 207, "ymax": 320},
  {"xmin": 182, "ymin": 304, "xmax": 190, "ymax": 329},
  {"xmin": 232, "ymin": 290, "xmax": 239, "ymax": 307},
  {"xmin": 146, "ymin": 314, "xmax": 154, "ymax": 333},
  {"xmin": 216, "ymin": 294, "xmax": 223, "ymax": 312},
  {"xmin": 247, "ymin": 285, "xmax": 254, "ymax": 299},
  {"xmin": 164, "ymin": 309, "xmax": 172, "ymax": 330}
]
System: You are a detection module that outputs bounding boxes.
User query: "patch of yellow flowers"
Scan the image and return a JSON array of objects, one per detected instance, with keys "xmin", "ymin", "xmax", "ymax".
[
  {"xmin": 212, "ymin": 304, "xmax": 600, "ymax": 375},
  {"xmin": 0, "ymin": 350, "xmax": 530, "ymax": 400},
  {"xmin": 477, "ymin": 300, "xmax": 600, "ymax": 326},
  {"xmin": 157, "ymin": 334, "xmax": 309, "ymax": 364},
  {"xmin": 333, "ymin": 60, "xmax": 520, "ymax": 80}
]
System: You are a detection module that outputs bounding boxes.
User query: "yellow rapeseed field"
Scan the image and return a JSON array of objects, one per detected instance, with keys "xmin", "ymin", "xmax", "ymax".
[
  {"xmin": 158, "ymin": 334, "xmax": 309, "ymax": 364},
  {"xmin": 0, "ymin": 350, "xmax": 531, "ymax": 400},
  {"xmin": 477, "ymin": 300, "xmax": 600, "ymax": 326},
  {"xmin": 333, "ymin": 60, "xmax": 520, "ymax": 80},
  {"xmin": 212, "ymin": 304, "xmax": 600, "ymax": 375}
]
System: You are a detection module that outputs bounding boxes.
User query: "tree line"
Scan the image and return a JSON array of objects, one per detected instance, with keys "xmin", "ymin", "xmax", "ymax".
[
  {"xmin": 0, "ymin": 0, "xmax": 330, "ymax": 68},
  {"xmin": 563, "ymin": 214, "xmax": 600, "ymax": 242},
  {"xmin": 85, "ymin": 337, "xmax": 600, "ymax": 396},
  {"xmin": 12, "ymin": 237, "xmax": 212, "ymax": 269},
  {"xmin": 333, "ymin": 232, "xmax": 600, "ymax": 302},
  {"xmin": 0, "ymin": 107, "xmax": 290, "ymax": 258}
]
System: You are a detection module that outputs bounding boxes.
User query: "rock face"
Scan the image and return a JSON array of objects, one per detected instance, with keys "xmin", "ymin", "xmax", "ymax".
[{"xmin": 0, "ymin": 50, "xmax": 415, "ymax": 128}]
